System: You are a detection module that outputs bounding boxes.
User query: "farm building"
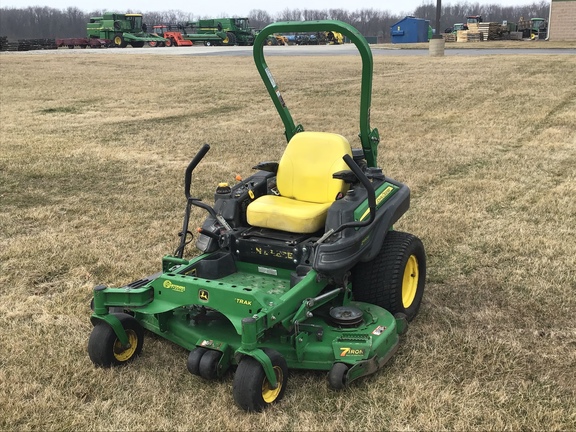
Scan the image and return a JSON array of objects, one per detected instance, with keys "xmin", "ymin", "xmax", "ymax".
[
  {"xmin": 549, "ymin": 0, "xmax": 576, "ymax": 41},
  {"xmin": 390, "ymin": 17, "xmax": 430, "ymax": 43}
]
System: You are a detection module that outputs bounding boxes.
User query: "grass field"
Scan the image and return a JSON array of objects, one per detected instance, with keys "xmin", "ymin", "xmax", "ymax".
[
  {"xmin": 1, "ymin": 50, "xmax": 575, "ymax": 430},
  {"xmin": 376, "ymin": 40, "xmax": 576, "ymax": 49}
]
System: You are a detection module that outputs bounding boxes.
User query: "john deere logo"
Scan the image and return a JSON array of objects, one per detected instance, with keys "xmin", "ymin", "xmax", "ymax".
[
  {"xmin": 199, "ymin": 289, "xmax": 209, "ymax": 302},
  {"xmin": 162, "ymin": 280, "xmax": 185, "ymax": 292}
]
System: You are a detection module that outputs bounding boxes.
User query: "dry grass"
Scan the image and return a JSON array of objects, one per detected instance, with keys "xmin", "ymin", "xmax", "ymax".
[
  {"xmin": 376, "ymin": 40, "xmax": 576, "ymax": 49},
  {"xmin": 1, "ymin": 50, "xmax": 575, "ymax": 431}
]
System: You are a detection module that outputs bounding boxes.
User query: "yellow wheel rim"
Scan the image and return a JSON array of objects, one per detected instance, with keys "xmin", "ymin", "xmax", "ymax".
[
  {"xmin": 402, "ymin": 255, "xmax": 419, "ymax": 308},
  {"xmin": 261, "ymin": 366, "xmax": 283, "ymax": 403},
  {"xmin": 113, "ymin": 329, "xmax": 138, "ymax": 362},
  {"xmin": 114, "ymin": 36, "xmax": 121, "ymax": 45}
]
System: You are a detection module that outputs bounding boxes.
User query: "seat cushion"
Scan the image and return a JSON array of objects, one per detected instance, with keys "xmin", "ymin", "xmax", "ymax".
[{"xmin": 246, "ymin": 195, "xmax": 332, "ymax": 233}]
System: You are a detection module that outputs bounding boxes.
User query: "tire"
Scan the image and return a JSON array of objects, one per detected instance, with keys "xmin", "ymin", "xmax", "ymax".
[
  {"xmin": 88, "ymin": 313, "xmax": 144, "ymax": 367},
  {"xmin": 204, "ymin": 41, "xmax": 212, "ymax": 46},
  {"xmin": 351, "ymin": 231, "xmax": 426, "ymax": 321},
  {"xmin": 148, "ymin": 41, "xmax": 157, "ymax": 47},
  {"xmin": 198, "ymin": 349, "xmax": 222, "ymax": 380},
  {"xmin": 328, "ymin": 362, "xmax": 349, "ymax": 390},
  {"xmin": 131, "ymin": 41, "xmax": 144, "ymax": 48},
  {"xmin": 112, "ymin": 34, "xmax": 127, "ymax": 48},
  {"xmin": 225, "ymin": 32, "xmax": 237, "ymax": 46},
  {"xmin": 187, "ymin": 347, "xmax": 207, "ymax": 375},
  {"xmin": 165, "ymin": 38, "xmax": 172, "ymax": 47},
  {"xmin": 233, "ymin": 349, "xmax": 288, "ymax": 412}
]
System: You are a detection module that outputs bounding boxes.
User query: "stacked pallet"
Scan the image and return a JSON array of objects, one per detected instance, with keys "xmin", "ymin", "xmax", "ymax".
[
  {"xmin": 30, "ymin": 38, "xmax": 58, "ymax": 50},
  {"xmin": 478, "ymin": 22, "xmax": 503, "ymax": 40},
  {"xmin": 16, "ymin": 40, "xmax": 31, "ymax": 51},
  {"xmin": 456, "ymin": 30, "xmax": 483, "ymax": 42},
  {"xmin": 444, "ymin": 33, "xmax": 457, "ymax": 43},
  {"xmin": 456, "ymin": 30, "xmax": 468, "ymax": 42},
  {"xmin": 6, "ymin": 42, "xmax": 20, "ymax": 51},
  {"xmin": 467, "ymin": 23, "xmax": 480, "ymax": 33},
  {"xmin": 0, "ymin": 38, "xmax": 58, "ymax": 51},
  {"xmin": 467, "ymin": 32, "xmax": 483, "ymax": 42}
]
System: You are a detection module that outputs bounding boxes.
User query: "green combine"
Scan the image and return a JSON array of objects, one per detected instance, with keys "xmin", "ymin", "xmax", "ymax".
[
  {"xmin": 182, "ymin": 18, "xmax": 255, "ymax": 46},
  {"xmin": 88, "ymin": 20, "xmax": 426, "ymax": 412},
  {"xmin": 86, "ymin": 13, "xmax": 166, "ymax": 48}
]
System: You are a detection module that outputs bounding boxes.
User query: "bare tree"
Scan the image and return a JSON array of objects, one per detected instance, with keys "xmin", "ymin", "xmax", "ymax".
[
  {"xmin": 277, "ymin": 8, "xmax": 303, "ymax": 21},
  {"xmin": 248, "ymin": 9, "xmax": 273, "ymax": 30}
]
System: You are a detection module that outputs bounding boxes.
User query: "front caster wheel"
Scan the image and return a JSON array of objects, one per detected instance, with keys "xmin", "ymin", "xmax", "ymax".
[
  {"xmin": 187, "ymin": 347, "xmax": 207, "ymax": 375},
  {"xmin": 88, "ymin": 313, "xmax": 143, "ymax": 367},
  {"xmin": 328, "ymin": 362, "xmax": 349, "ymax": 390},
  {"xmin": 233, "ymin": 349, "xmax": 288, "ymax": 412},
  {"xmin": 198, "ymin": 349, "xmax": 222, "ymax": 380}
]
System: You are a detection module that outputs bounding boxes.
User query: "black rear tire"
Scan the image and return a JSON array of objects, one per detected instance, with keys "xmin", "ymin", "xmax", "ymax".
[{"xmin": 351, "ymin": 231, "xmax": 426, "ymax": 321}]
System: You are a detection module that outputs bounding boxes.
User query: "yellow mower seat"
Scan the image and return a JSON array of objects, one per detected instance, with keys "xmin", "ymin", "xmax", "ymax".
[{"xmin": 247, "ymin": 131, "xmax": 352, "ymax": 233}]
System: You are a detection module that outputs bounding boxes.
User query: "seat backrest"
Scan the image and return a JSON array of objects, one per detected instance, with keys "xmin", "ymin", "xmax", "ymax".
[{"xmin": 277, "ymin": 131, "xmax": 352, "ymax": 204}]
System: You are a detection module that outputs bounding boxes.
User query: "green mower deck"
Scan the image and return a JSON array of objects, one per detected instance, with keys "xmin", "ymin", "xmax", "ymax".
[{"xmin": 88, "ymin": 20, "xmax": 426, "ymax": 412}]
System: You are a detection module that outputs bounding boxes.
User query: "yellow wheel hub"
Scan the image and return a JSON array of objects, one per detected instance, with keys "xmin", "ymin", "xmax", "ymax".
[
  {"xmin": 114, "ymin": 36, "xmax": 121, "ymax": 45},
  {"xmin": 261, "ymin": 366, "xmax": 283, "ymax": 403},
  {"xmin": 113, "ymin": 329, "xmax": 138, "ymax": 362},
  {"xmin": 402, "ymin": 255, "xmax": 419, "ymax": 308}
]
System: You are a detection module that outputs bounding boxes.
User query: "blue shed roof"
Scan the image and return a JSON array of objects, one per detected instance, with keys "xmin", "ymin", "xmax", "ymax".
[{"xmin": 391, "ymin": 16, "xmax": 428, "ymax": 28}]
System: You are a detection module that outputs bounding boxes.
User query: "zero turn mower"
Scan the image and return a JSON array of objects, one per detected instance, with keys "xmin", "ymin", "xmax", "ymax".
[{"xmin": 88, "ymin": 20, "xmax": 426, "ymax": 412}]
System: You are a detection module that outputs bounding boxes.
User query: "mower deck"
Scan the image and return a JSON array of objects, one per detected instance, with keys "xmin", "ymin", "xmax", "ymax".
[{"xmin": 93, "ymin": 256, "xmax": 404, "ymax": 378}]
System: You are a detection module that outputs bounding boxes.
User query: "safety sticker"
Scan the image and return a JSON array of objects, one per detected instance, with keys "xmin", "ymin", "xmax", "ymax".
[{"xmin": 372, "ymin": 325, "xmax": 387, "ymax": 336}]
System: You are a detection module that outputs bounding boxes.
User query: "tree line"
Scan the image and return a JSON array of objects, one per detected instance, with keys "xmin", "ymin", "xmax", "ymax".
[{"xmin": 0, "ymin": 2, "xmax": 550, "ymax": 40}]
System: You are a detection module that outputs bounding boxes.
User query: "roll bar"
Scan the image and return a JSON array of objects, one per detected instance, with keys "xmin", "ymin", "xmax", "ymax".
[{"xmin": 253, "ymin": 20, "xmax": 380, "ymax": 168}]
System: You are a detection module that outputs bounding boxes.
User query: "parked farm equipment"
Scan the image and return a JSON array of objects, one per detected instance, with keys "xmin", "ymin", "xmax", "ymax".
[
  {"xmin": 517, "ymin": 17, "xmax": 548, "ymax": 39},
  {"xmin": 87, "ymin": 20, "xmax": 426, "ymax": 412},
  {"xmin": 182, "ymin": 17, "xmax": 255, "ymax": 46},
  {"xmin": 149, "ymin": 25, "xmax": 193, "ymax": 47},
  {"xmin": 86, "ymin": 13, "xmax": 166, "ymax": 48},
  {"xmin": 55, "ymin": 37, "xmax": 109, "ymax": 49},
  {"xmin": 56, "ymin": 13, "xmax": 166, "ymax": 48}
]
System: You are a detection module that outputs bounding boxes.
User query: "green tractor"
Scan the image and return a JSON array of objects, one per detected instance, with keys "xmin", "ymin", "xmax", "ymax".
[
  {"xmin": 88, "ymin": 20, "xmax": 426, "ymax": 412},
  {"xmin": 182, "ymin": 17, "xmax": 255, "ymax": 46},
  {"xmin": 86, "ymin": 13, "xmax": 166, "ymax": 48}
]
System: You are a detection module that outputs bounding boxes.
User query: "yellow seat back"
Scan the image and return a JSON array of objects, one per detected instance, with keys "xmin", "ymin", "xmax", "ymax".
[{"xmin": 277, "ymin": 131, "xmax": 351, "ymax": 204}]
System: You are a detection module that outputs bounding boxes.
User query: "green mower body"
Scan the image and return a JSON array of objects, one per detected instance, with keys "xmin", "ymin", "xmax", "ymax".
[{"xmin": 88, "ymin": 20, "xmax": 426, "ymax": 412}]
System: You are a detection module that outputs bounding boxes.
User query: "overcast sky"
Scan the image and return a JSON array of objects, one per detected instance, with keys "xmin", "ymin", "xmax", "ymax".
[{"xmin": 1, "ymin": 0, "xmax": 541, "ymax": 17}]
